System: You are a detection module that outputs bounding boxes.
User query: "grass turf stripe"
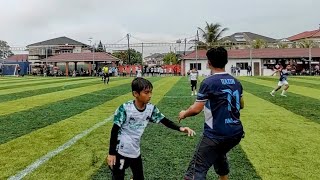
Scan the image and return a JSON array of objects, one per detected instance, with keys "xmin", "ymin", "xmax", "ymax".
[
  {"xmin": 0, "ymin": 77, "xmax": 94, "ymax": 90},
  {"xmin": 0, "ymin": 79, "xmax": 133, "ymax": 116},
  {"xmin": 255, "ymin": 77, "xmax": 320, "ymax": 89},
  {"xmin": 287, "ymin": 77, "xmax": 320, "ymax": 85},
  {"xmin": 240, "ymin": 79, "xmax": 320, "ymax": 124},
  {"xmin": 0, "ymin": 77, "xmax": 167, "ymax": 179},
  {"xmin": 0, "ymin": 83, "xmax": 134, "ymax": 144},
  {"xmin": 0, "ymin": 76, "xmax": 92, "ymax": 86},
  {"xmin": 239, "ymin": 77, "xmax": 320, "ymax": 100},
  {"xmin": 0, "ymin": 77, "xmax": 59, "ymax": 83},
  {"xmin": 24, "ymin": 77, "xmax": 180, "ymax": 180},
  {"xmin": 293, "ymin": 76, "xmax": 320, "ymax": 80},
  {"xmin": 240, "ymin": 92, "xmax": 320, "ymax": 180},
  {"xmin": 0, "ymin": 78, "xmax": 125, "ymax": 103},
  {"xmin": 0, "ymin": 77, "xmax": 107, "ymax": 96}
]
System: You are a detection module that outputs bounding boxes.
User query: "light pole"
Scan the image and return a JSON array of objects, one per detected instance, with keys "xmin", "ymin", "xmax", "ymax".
[
  {"xmin": 250, "ymin": 47, "xmax": 253, "ymax": 76},
  {"xmin": 309, "ymin": 45, "xmax": 312, "ymax": 75},
  {"xmin": 88, "ymin": 38, "xmax": 95, "ymax": 70}
]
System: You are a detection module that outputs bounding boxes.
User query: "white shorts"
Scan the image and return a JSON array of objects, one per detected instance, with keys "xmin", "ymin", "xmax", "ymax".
[{"xmin": 278, "ymin": 80, "xmax": 289, "ymax": 86}]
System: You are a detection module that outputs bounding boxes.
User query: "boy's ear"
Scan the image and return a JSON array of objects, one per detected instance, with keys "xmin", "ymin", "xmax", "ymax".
[
  {"xmin": 207, "ymin": 60, "xmax": 212, "ymax": 66},
  {"xmin": 133, "ymin": 91, "xmax": 139, "ymax": 97}
]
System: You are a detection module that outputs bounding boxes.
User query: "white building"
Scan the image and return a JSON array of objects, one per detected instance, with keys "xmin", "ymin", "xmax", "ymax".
[{"xmin": 181, "ymin": 48, "xmax": 320, "ymax": 76}]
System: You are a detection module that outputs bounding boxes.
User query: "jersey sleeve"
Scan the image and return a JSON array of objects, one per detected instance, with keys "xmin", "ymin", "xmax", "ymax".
[
  {"xmin": 150, "ymin": 106, "xmax": 165, "ymax": 123},
  {"xmin": 113, "ymin": 104, "xmax": 127, "ymax": 126},
  {"xmin": 196, "ymin": 81, "xmax": 209, "ymax": 102}
]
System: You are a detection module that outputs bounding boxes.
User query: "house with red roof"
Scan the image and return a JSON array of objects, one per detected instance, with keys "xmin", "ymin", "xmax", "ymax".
[
  {"xmin": 182, "ymin": 48, "xmax": 320, "ymax": 76},
  {"xmin": 40, "ymin": 52, "xmax": 121, "ymax": 76},
  {"xmin": 288, "ymin": 29, "xmax": 320, "ymax": 42}
]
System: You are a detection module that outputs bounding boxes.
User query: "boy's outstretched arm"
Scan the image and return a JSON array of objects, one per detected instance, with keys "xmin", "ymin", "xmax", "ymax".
[
  {"xmin": 178, "ymin": 101, "xmax": 205, "ymax": 122},
  {"xmin": 160, "ymin": 117, "xmax": 196, "ymax": 136}
]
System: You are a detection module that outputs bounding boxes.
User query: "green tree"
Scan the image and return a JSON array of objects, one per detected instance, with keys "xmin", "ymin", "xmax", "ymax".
[
  {"xmin": 277, "ymin": 42, "xmax": 289, "ymax": 48},
  {"xmin": 298, "ymin": 39, "xmax": 314, "ymax": 48},
  {"xmin": 197, "ymin": 22, "xmax": 229, "ymax": 49},
  {"xmin": 251, "ymin": 39, "xmax": 268, "ymax": 49},
  {"xmin": 0, "ymin": 40, "xmax": 14, "ymax": 59},
  {"xmin": 112, "ymin": 48, "xmax": 142, "ymax": 64},
  {"xmin": 163, "ymin": 52, "xmax": 178, "ymax": 65}
]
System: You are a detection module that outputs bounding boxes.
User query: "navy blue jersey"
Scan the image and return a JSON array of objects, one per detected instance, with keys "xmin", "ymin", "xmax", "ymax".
[
  {"xmin": 197, "ymin": 72, "xmax": 244, "ymax": 140},
  {"xmin": 279, "ymin": 69, "xmax": 289, "ymax": 81}
]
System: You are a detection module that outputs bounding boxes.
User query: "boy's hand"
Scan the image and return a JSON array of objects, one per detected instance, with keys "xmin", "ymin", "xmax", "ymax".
[
  {"xmin": 178, "ymin": 110, "xmax": 187, "ymax": 122},
  {"xmin": 179, "ymin": 127, "xmax": 196, "ymax": 137},
  {"xmin": 106, "ymin": 155, "xmax": 116, "ymax": 169}
]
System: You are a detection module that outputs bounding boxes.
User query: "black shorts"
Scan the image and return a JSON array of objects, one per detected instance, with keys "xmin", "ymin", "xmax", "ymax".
[
  {"xmin": 103, "ymin": 73, "xmax": 109, "ymax": 78},
  {"xmin": 185, "ymin": 135, "xmax": 242, "ymax": 179},
  {"xmin": 191, "ymin": 80, "xmax": 197, "ymax": 87},
  {"xmin": 109, "ymin": 153, "xmax": 144, "ymax": 180}
]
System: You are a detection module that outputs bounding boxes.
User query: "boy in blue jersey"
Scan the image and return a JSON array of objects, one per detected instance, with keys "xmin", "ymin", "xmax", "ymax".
[
  {"xmin": 270, "ymin": 65, "xmax": 291, "ymax": 97},
  {"xmin": 106, "ymin": 77, "xmax": 195, "ymax": 180},
  {"xmin": 179, "ymin": 47, "xmax": 245, "ymax": 180}
]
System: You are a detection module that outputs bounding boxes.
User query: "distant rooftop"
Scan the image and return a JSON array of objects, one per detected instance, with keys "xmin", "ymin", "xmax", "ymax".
[
  {"xmin": 27, "ymin": 36, "xmax": 88, "ymax": 47},
  {"xmin": 288, "ymin": 29, "xmax": 320, "ymax": 41},
  {"xmin": 222, "ymin": 32, "xmax": 277, "ymax": 43}
]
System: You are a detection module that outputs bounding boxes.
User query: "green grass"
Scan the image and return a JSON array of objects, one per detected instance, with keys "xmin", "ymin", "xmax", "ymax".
[
  {"xmin": 22, "ymin": 77, "xmax": 180, "ymax": 180},
  {"xmin": 1, "ymin": 76, "xmax": 320, "ymax": 180},
  {"xmin": 0, "ymin": 78, "xmax": 133, "ymax": 116},
  {"xmin": 0, "ymin": 77, "xmax": 161, "ymax": 179},
  {"xmin": 240, "ymin": 92, "xmax": 320, "ymax": 180},
  {"xmin": 239, "ymin": 77, "xmax": 320, "ymax": 100},
  {"xmin": 0, "ymin": 77, "xmax": 106, "ymax": 96},
  {"xmin": 91, "ymin": 77, "xmax": 260, "ymax": 180},
  {"xmin": 0, "ymin": 81, "xmax": 98, "ymax": 103},
  {"xmin": 256, "ymin": 77, "xmax": 320, "ymax": 89},
  {"xmin": 240, "ymin": 79, "xmax": 320, "ymax": 123},
  {"xmin": 293, "ymin": 76, "xmax": 320, "ymax": 80},
  {"xmin": 0, "ymin": 77, "xmax": 93, "ymax": 89},
  {"xmin": 0, "ymin": 83, "xmax": 131, "ymax": 144}
]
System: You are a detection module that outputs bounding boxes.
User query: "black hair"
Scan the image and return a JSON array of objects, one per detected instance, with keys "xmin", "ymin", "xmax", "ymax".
[
  {"xmin": 131, "ymin": 77, "xmax": 153, "ymax": 94},
  {"xmin": 206, "ymin": 47, "xmax": 228, "ymax": 68}
]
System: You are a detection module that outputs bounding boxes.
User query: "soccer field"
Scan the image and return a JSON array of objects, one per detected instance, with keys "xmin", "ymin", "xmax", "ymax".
[{"xmin": 0, "ymin": 76, "xmax": 319, "ymax": 180}]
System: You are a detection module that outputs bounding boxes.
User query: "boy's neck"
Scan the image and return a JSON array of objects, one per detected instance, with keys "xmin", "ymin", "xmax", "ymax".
[
  {"xmin": 211, "ymin": 67, "xmax": 226, "ymax": 74},
  {"xmin": 134, "ymin": 99, "xmax": 146, "ymax": 110}
]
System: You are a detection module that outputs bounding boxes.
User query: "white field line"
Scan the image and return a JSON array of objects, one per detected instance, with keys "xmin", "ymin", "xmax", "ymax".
[{"xmin": 8, "ymin": 116, "xmax": 113, "ymax": 180}]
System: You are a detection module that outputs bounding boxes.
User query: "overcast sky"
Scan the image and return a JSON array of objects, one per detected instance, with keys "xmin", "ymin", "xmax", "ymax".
[{"xmin": 1, "ymin": 0, "xmax": 319, "ymax": 48}]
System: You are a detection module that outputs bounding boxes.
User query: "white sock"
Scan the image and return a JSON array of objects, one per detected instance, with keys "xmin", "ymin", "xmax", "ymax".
[
  {"xmin": 281, "ymin": 90, "xmax": 286, "ymax": 95},
  {"xmin": 271, "ymin": 90, "xmax": 275, "ymax": 94}
]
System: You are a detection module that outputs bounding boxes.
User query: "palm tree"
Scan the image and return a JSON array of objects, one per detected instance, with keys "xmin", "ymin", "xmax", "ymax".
[
  {"xmin": 298, "ymin": 39, "xmax": 314, "ymax": 48},
  {"xmin": 277, "ymin": 42, "xmax": 289, "ymax": 49},
  {"xmin": 251, "ymin": 39, "xmax": 268, "ymax": 49},
  {"xmin": 197, "ymin": 22, "xmax": 229, "ymax": 49}
]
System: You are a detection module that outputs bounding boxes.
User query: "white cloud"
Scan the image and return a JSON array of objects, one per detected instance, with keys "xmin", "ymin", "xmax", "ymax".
[{"xmin": 1, "ymin": 0, "xmax": 319, "ymax": 48}]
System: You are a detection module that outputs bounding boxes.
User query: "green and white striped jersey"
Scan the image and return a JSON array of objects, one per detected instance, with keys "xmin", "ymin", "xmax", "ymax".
[{"xmin": 113, "ymin": 100, "xmax": 165, "ymax": 158}]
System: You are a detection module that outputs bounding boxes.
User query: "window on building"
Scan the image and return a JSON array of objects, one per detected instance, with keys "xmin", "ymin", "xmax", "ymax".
[
  {"xmin": 236, "ymin": 62, "xmax": 249, "ymax": 70},
  {"xmin": 60, "ymin": 50, "xmax": 72, "ymax": 54},
  {"xmin": 190, "ymin": 63, "xmax": 202, "ymax": 70}
]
